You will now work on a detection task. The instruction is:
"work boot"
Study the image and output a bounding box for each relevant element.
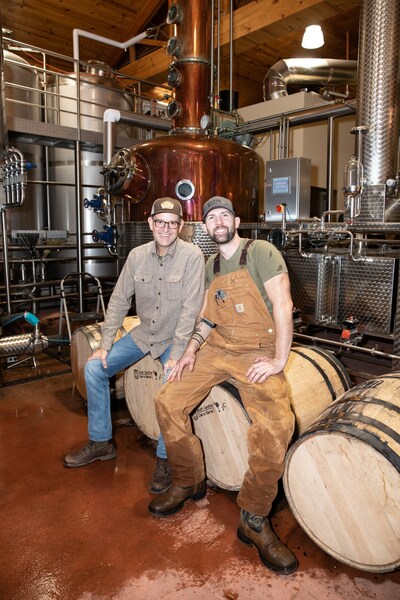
[149,457,172,494]
[148,480,206,517]
[64,440,117,468]
[237,509,298,574]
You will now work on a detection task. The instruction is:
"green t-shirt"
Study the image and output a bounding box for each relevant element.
[205,238,287,314]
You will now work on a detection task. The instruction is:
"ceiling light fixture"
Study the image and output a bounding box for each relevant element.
[301,25,325,49]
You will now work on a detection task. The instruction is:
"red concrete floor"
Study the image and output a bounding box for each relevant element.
[0,371,399,600]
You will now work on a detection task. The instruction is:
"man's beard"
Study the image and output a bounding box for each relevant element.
[209,226,235,244]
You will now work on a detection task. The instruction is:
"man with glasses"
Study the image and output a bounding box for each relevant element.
[64,197,205,496]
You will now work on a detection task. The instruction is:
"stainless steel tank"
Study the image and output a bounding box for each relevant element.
[46,62,135,277]
[1,51,44,231]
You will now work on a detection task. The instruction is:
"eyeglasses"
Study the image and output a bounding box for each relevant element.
[152,218,180,229]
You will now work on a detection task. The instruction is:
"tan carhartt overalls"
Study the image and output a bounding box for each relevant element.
[156,241,295,515]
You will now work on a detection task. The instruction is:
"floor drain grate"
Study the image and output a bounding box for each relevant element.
[1,368,72,387]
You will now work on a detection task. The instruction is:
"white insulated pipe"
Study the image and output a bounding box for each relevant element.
[73,29,150,65]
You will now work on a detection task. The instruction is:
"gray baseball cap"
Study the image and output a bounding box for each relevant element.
[202,196,235,220]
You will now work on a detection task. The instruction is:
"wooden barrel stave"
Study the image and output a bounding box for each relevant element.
[124,355,164,440]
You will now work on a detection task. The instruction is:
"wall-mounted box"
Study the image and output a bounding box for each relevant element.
[265,157,311,222]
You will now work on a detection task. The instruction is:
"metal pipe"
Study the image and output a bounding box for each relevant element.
[210,0,215,109]
[102,108,170,168]
[293,331,400,362]
[72,28,150,68]
[1,208,12,313]
[0,254,115,263]
[217,0,221,106]
[321,209,346,230]
[326,116,334,214]
[74,141,84,312]
[285,117,289,158]
[229,0,233,112]
[103,108,171,130]
[239,100,356,135]
[0,28,8,158]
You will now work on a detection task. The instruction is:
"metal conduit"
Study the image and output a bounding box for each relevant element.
[294,332,400,362]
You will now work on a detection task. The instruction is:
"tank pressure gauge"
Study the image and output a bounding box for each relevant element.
[200,114,212,130]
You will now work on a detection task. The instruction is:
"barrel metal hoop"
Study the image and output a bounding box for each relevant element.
[303,422,400,472]
[375,374,400,380]
[314,398,400,427]
[351,373,400,393]
[290,348,337,401]
[303,345,352,390]
[336,397,400,414]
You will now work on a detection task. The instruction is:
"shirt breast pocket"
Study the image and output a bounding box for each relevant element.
[165,273,183,300]
[133,272,154,298]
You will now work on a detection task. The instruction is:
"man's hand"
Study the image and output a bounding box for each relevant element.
[166,351,197,382]
[88,348,109,369]
[246,356,285,383]
[163,357,177,376]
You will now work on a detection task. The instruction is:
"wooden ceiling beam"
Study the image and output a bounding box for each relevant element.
[108,0,165,66]
[119,0,351,81]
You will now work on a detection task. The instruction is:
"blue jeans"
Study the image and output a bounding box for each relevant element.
[84,333,171,459]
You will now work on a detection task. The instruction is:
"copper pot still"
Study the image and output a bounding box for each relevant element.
[104,0,260,223]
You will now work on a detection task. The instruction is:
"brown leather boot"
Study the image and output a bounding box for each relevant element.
[148,480,206,517]
[237,510,298,574]
[64,440,117,467]
[148,457,172,494]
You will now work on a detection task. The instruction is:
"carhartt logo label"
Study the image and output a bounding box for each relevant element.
[160,200,174,210]
[235,303,244,313]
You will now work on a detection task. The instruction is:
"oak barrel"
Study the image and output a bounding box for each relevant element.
[283,372,400,573]
[124,367,250,489]
[192,382,251,490]
[124,345,351,490]
[70,316,140,399]
[284,345,351,435]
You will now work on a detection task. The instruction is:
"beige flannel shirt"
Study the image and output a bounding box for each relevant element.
[100,238,205,360]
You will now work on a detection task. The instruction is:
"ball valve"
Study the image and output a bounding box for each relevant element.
[92,224,117,251]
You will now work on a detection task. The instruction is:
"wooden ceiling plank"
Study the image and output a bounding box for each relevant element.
[120,0,356,81]
[107,0,166,66]
[3,0,360,107]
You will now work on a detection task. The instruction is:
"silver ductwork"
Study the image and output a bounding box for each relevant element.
[263,58,358,101]
[357,0,400,187]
